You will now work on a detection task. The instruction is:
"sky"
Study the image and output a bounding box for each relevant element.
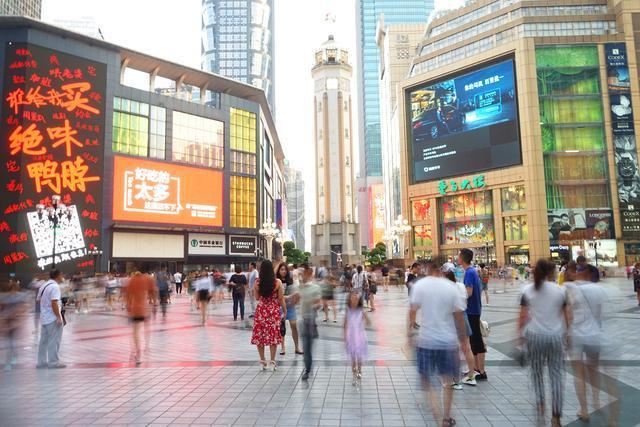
[42,0,461,250]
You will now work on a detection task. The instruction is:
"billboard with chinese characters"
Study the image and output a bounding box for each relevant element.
[0,43,106,274]
[408,59,521,183]
[113,156,223,227]
[188,233,226,256]
[605,43,640,239]
[368,184,386,247]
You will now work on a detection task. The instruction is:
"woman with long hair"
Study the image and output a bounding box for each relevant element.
[251,260,287,370]
[276,262,302,356]
[518,259,571,427]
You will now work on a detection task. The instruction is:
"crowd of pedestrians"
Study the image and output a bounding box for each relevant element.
[0,249,628,426]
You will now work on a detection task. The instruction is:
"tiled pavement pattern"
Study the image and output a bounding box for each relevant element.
[1,277,639,426]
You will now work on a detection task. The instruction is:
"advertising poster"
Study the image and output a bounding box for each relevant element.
[0,44,106,275]
[547,209,613,243]
[606,42,640,238]
[113,156,224,227]
[409,59,521,182]
[368,184,386,246]
[188,233,226,256]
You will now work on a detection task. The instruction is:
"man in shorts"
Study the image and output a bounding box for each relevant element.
[125,271,157,364]
[408,257,468,426]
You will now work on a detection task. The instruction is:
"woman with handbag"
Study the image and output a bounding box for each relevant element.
[251,260,286,371]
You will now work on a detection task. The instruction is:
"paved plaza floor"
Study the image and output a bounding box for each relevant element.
[1,277,639,426]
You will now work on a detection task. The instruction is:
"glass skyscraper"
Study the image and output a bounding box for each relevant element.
[355,0,434,177]
[1,0,41,19]
[201,0,274,111]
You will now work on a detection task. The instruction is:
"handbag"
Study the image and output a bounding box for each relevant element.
[280,318,286,336]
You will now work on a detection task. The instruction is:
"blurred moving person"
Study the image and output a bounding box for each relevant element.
[229,265,248,322]
[124,271,157,365]
[247,262,258,318]
[194,272,213,325]
[155,267,171,319]
[633,262,640,306]
[517,260,571,427]
[300,264,321,380]
[565,263,615,423]
[36,269,66,369]
[408,257,469,427]
[251,260,286,371]
[173,271,183,295]
[344,291,369,385]
[321,270,337,322]
[0,278,28,371]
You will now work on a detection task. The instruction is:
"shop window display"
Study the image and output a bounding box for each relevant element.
[501,186,526,211]
[504,215,528,241]
[412,199,432,222]
[440,191,494,244]
[413,225,432,248]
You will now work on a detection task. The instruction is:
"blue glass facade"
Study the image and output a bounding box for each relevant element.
[356,0,434,177]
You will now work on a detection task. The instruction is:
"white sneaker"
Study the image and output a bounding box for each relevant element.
[462,375,477,386]
[452,382,463,390]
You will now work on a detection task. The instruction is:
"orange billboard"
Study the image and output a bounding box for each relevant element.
[369,183,386,247]
[113,156,223,227]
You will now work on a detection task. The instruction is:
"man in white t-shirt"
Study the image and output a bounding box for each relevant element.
[36,269,66,369]
[173,271,183,295]
[408,258,468,426]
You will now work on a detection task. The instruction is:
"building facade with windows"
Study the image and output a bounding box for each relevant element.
[0,0,41,19]
[201,0,274,112]
[0,17,286,280]
[355,0,434,249]
[284,161,305,251]
[398,0,640,267]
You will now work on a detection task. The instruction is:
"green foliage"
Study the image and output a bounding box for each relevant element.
[283,241,309,264]
[362,242,387,267]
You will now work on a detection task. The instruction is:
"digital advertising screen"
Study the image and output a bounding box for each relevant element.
[408,59,521,183]
[113,156,224,227]
[0,43,106,275]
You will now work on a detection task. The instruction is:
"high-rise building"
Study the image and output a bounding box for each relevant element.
[311,35,360,267]
[284,161,305,250]
[355,0,434,249]
[201,0,275,111]
[0,0,41,19]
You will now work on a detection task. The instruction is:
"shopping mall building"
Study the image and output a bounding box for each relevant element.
[396,0,640,267]
[0,17,287,281]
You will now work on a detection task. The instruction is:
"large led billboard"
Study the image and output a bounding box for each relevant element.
[408,59,521,183]
[0,43,106,275]
[113,156,223,227]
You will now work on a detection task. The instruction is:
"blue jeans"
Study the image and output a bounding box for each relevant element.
[233,293,245,320]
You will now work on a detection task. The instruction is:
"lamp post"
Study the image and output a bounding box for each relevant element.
[382,232,396,260]
[87,248,103,276]
[391,214,411,260]
[275,233,286,262]
[36,195,72,269]
[259,219,279,261]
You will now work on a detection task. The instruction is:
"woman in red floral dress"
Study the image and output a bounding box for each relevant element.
[251,260,286,370]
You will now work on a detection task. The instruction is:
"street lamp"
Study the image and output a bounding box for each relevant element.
[87,248,103,276]
[259,219,279,261]
[382,232,396,259]
[36,195,72,269]
[275,233,286,261]
[391,214,411,260]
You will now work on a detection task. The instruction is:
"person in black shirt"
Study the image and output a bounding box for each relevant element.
[406,263,420,295]
[229,266,248,321]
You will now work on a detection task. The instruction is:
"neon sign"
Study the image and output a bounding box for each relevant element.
[0,44,106,275]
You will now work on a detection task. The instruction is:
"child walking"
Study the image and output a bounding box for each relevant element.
[344,291,369,385]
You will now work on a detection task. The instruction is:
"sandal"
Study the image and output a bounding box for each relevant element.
[551,416,562,427]
[269,360,277,371]
[259,360,267,371]
[295,350,304,355]
[442,418,456,426]
[576,412,589,422]
[279,351,286,355]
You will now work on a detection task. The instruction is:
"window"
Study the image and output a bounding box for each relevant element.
[501,186,526,211]
[504,216,528,241]
[230,176,257,228]
[231,151,257,175]
[230,108,257,152]
[113,98,154,157]
[264,133,272,169]
[172,111,224,169]
[440,191,494,244]
[412,199,432,222]
[413,225,433,248]
[149,106,166,159]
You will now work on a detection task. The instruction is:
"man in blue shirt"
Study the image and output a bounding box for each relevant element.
[459,248,487,380]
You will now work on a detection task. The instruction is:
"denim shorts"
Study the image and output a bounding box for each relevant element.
[416,347,459,381]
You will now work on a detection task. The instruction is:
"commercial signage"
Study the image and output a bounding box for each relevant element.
[409,59,521,183]
[547,209,613,243]
[228,235,256,255]
[188,233,225,255]
[368,184,385,246]
[113,156,223,227]
[0,44,106,274]
[438,174,485,195]
[606,43,640,238]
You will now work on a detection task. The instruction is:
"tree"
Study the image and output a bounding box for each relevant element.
[362,242,387,267]
[282,241,309,265]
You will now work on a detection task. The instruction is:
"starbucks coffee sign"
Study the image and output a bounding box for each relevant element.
[188,233,226,255]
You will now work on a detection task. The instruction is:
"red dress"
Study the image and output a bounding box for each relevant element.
[251,280,282,346]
